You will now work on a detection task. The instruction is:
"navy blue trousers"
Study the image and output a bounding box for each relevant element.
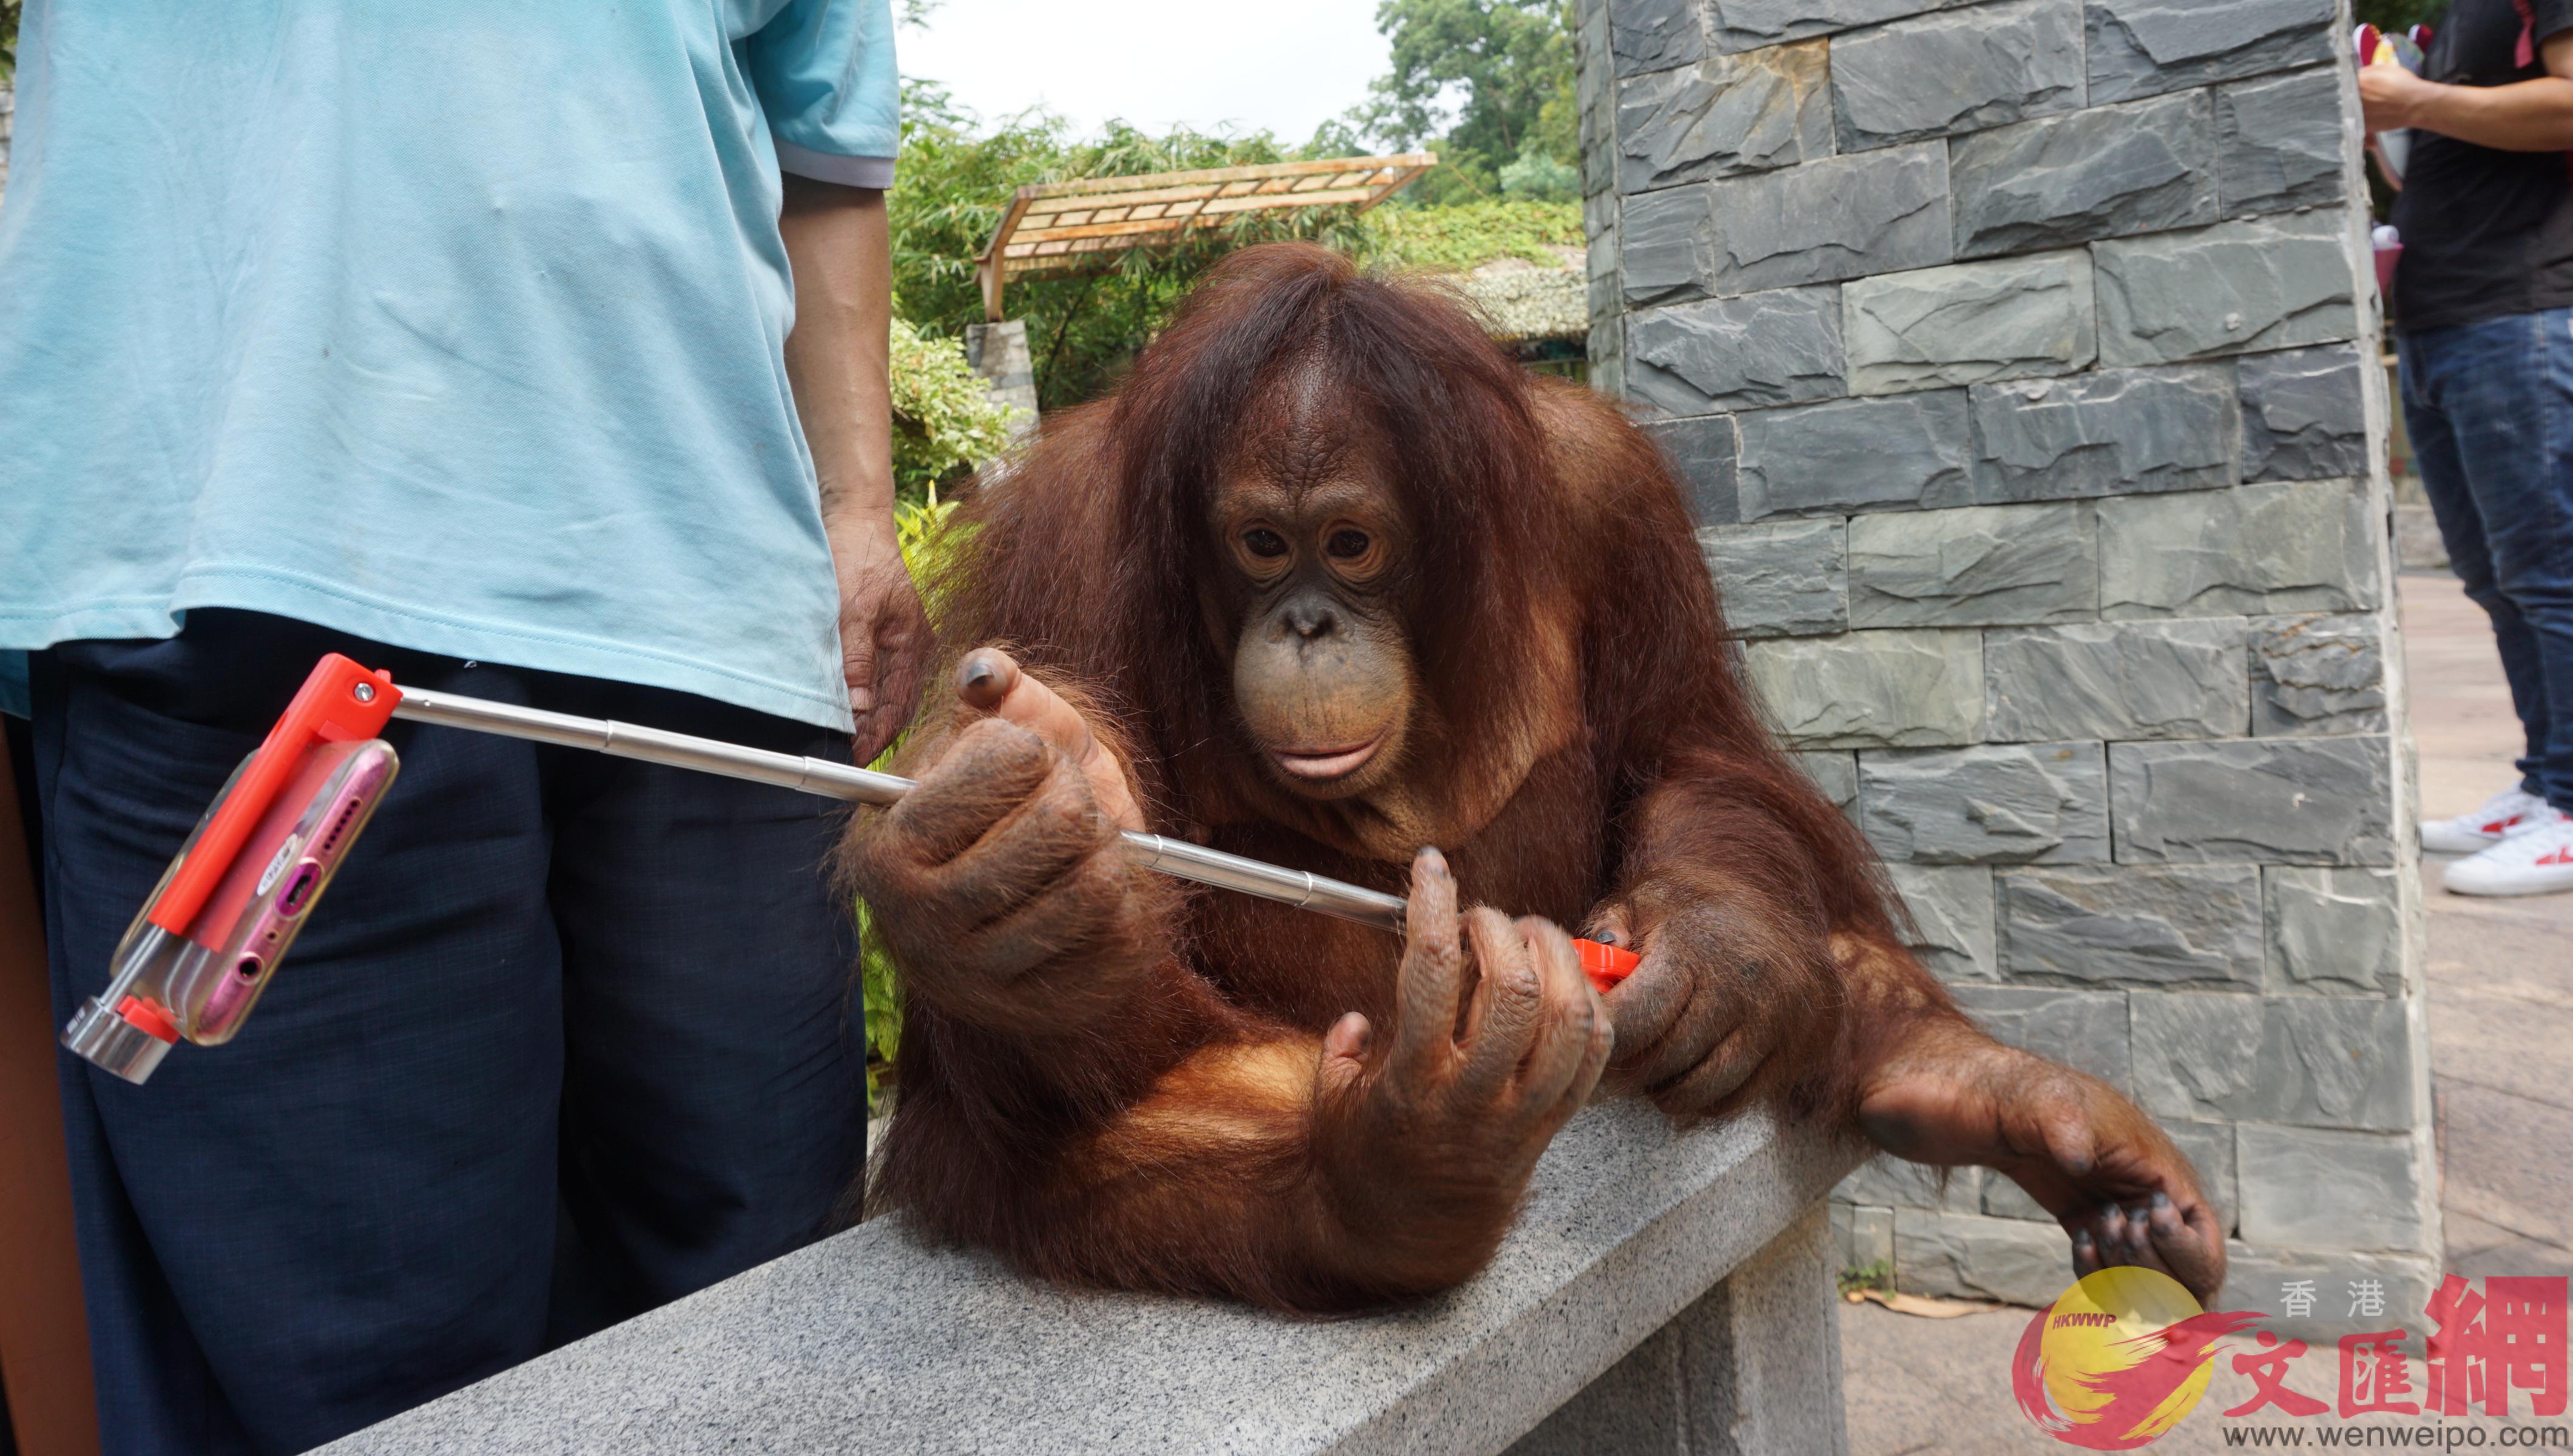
[2402,305,2573,811]
[27,612,865,1454]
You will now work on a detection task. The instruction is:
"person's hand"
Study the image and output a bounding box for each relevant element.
[2360,62,2441,131]
[826,510,932,763]
[1857,1019,2227,1304]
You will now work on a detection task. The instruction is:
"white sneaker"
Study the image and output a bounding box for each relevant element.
[2443,809,2573,897]
[2422,787,2554,854]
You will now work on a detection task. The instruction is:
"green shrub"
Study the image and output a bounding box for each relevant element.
[890,318,1019,505]
[1839,1260,1894,1297]
[1361,197,1583,273]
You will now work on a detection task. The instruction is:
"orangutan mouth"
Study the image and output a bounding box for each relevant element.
[1272,736,1384,781]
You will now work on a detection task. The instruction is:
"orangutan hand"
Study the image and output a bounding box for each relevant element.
[1589,901,1808,1119]
[844,650,1156,1034]
[1312,850,1612,1269]
[1856,1018,2228,1304]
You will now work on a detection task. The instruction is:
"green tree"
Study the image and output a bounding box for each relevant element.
[1341,0,1579,205]
[888,318,1021,503]
[2,0,19,81]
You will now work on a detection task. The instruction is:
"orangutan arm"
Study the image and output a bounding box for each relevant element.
[1587,764,2227,1300]
[1582,751,1902,1120]
[851,656,1610,1311]
[1853,969,2230,1303]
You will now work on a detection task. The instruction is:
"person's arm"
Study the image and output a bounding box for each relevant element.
[2362,30,2573,152]
[779,175,930,761]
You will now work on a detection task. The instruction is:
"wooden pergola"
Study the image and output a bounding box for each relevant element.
[975,153,1437,320]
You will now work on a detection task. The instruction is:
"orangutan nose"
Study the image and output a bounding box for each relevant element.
[1284,598,1338,641]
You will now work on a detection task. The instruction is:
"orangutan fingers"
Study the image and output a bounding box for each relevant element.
[2154,1197,2229,1304]
[1457,908,1546,1097]
[1532,986,1615,1129]
[951,844,1140,986]
[960,647,1098,769]
[877,718,1059,867]
[1600,951,1691,1066]
[2103,1228,2177,1284]
[911,755,1111,931]
[2092,1202,2129,1262]
[1314,1013,1375,1107]
[2081,1202,2171,1282]
[2145,1191,2187,1250]
[958,649,1146,833]
[1507,917,1597,1110]
[1651,1021,1770,1117]
[2071,1227,2103,1279]
[1561,999,1617,1120]
[2034,1104,2098,1180]
[1615,972,1729,1097]
[1391,849,1466,1077]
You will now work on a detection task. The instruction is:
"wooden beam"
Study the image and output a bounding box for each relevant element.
[1007,187,1385,250]
[1004,153,1435,203]
[976,152,1439,295]
[974,190,1035,322]
[1352,164,1436,216]
[978,251,1004,323]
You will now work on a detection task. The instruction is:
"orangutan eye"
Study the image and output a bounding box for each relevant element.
[1325,529,1371,560]
[1243,528,1289,559]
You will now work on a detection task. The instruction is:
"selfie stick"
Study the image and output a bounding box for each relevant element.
[393,686,1419,932]
[388,686,1642,987]
[66,657,1640,1086]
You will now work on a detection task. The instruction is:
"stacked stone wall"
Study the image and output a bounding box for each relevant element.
[1575,0,2436,1332]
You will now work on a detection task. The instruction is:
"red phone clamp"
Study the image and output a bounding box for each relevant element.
[1578,938,1642,993]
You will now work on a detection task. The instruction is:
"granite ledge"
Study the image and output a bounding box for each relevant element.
[321,1102,1862,1456]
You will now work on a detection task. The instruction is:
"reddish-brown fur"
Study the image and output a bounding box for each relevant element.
[850,244,2214,1313]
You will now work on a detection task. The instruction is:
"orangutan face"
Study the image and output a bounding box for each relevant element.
[1209,426,1419,801]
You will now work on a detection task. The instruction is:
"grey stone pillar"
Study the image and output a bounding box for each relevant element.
[1576,0,2439,1338]
[1507,1203,1848,1456]
[964,318,1040,442]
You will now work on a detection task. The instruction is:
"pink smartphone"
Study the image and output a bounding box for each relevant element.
[189,737,399,1039]
[63,736,399,1082]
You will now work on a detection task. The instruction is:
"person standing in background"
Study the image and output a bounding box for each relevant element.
[2368,0,2573,895]
[0,3,924,1451]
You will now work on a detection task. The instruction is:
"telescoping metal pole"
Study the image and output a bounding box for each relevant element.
[388,687,1412,935]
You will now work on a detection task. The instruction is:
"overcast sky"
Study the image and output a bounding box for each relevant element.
[899,0,1393,144]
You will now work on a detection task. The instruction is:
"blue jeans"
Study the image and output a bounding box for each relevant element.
[27,612,865,1454]
[2401,306,2573,812]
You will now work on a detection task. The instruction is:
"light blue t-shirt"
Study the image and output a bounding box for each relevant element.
[0,1,899,730]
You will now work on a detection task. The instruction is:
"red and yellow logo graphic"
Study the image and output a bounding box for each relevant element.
[2012,1267,2264,1449]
